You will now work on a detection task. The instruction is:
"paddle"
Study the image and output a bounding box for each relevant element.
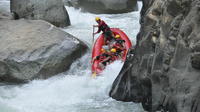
[91,25,97,78]
[92,25,95,46]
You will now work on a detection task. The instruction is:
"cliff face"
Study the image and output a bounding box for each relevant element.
[110,0,200,112]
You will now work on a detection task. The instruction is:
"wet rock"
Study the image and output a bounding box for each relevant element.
[110,0,200,111]
[64,0,138,14]
[191,53,200,69]
[0,11,13,20]
[10,0,70,27]
[0,19,88,83]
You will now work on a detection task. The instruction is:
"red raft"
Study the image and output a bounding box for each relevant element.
[91,28,132,75]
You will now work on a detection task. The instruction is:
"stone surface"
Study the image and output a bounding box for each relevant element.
[64,0,138,14]
[0,11,12,20]
[10,0,70,27]
[110,0,200,112]
[0,19,88,83]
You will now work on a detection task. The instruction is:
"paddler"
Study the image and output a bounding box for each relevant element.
[92,48,116,69]
[93,17,115,45]
[110,35,126,58]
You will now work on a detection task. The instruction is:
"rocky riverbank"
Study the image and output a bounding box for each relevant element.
[110,0,200,112]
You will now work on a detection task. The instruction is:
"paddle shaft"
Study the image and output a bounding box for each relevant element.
[92,26,95,46]
[92,26,97,78]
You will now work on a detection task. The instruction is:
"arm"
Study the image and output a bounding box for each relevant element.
[92,55,100,63]
[93,27,101,35]
[94,21,103,34]
[95,27,101,34]
[93,25,98,27]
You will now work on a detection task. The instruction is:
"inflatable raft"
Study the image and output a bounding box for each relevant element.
[91,28,132,75]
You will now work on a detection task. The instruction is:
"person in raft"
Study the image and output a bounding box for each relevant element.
[110,35,126,58]
[93,17,115,45]
[92,48,117,69]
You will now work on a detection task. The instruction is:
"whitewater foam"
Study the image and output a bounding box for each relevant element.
[0,54,143,112]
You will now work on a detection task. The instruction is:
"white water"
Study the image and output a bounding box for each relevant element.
[63,3,141,46]
[0,1,144,112]
[0,0,9,12]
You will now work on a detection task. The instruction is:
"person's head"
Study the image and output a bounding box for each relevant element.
[115,35,120,39]
[110,48,117,53]
[95,17,101,23]
[102,45,109,52]
[101,48,106,53]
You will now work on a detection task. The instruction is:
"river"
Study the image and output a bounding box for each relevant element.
[0,1,144,112]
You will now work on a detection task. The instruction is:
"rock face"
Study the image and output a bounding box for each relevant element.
[10,0,70,27]
[64,0,138,14]
[0,11,12,20]
[110,0,200,112]
[0,19,87,83]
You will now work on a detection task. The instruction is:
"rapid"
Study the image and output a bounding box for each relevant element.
[0,1,144,112]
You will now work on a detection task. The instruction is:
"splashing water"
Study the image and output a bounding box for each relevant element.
[0,1,144,112]
[0,0,10,12]
[63,2,142,46]
[0,54,143,112]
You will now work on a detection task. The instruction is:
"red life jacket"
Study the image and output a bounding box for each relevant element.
[98,20,110,33]
[98,53,111,61]
[112,43,125,51]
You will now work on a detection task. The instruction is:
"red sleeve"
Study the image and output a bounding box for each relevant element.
[96,21,103,33]
[101,21,106,26]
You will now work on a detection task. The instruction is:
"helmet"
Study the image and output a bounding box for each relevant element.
[95,17,100,21]
[102,45,109,51]
[115,35,120,38]
[101,48,105,52]
[110,48,117,53]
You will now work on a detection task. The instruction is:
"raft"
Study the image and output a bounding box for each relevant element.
[91,28,132,75]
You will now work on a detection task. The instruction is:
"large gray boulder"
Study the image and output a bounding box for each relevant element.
[0,19,88,83]
[64,0,138,14]
[0,11,12,20]
[110,0,200,112]
[10,0,70,27]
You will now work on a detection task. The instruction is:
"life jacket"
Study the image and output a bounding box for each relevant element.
[96,53,111,62]
[106,52,117,61]
[113,43,122,49]
[98,20,110,33]
[112,40,125,51]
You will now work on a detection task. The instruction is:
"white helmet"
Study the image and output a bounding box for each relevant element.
[102,45,109,51]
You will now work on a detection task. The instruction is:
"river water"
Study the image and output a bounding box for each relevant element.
[0,1,144,112]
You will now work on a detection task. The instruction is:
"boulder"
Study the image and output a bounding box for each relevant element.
[0,11,12,20]
[64,0,138,14]
[0,19,88,83]
[110,0,200,112]
[10,0,70,27]
[191,53,200,69]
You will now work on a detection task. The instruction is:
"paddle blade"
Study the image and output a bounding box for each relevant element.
[91,72,96,78]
